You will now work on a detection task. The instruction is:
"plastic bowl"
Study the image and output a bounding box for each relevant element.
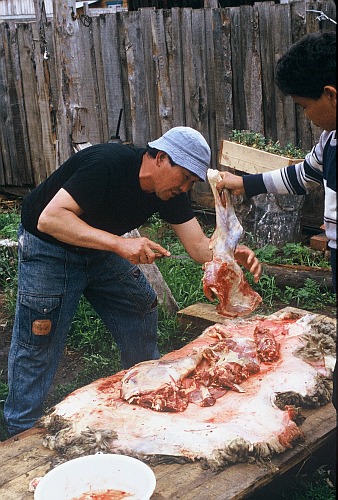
[34,453,156,500]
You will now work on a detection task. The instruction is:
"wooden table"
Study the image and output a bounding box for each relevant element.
[1,306,336,499]
[0,403,335,500]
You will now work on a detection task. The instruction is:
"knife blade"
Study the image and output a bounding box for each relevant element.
[165,254,191,259]
[155,254,191,260]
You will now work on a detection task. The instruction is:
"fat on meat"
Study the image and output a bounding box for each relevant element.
[38,309,335,470]
[120,334,260,411]
[203,169,262,317]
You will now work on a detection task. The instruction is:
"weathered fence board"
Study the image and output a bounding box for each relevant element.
[256,2,278,142]
[0,1,336,192]
[99,14,126,141]
[166,8,185,127]
[18,24,45,185]
[271,3,296,148]
[149,8,172,134]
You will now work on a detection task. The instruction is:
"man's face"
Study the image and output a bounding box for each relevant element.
[292,87,336,132]
[154,154,200,201]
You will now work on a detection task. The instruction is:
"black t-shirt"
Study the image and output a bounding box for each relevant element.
[21,143,195,249]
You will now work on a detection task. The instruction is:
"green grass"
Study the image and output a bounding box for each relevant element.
[0,212,20,240]
[254,242,331,268]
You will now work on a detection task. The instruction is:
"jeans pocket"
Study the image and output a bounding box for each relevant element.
[17,294,62,348]
[127,266,157,312]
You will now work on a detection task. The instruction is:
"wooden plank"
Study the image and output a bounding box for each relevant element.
[219,140,301,174]
[256,2,278,142]
[211,8,233,154]
[262,263,333,291]
[0,405,335,500]
[7,23,32,185]
[53,0,84,164]
[191,9,209,136]
[272,3,296,148]
[150,8,173,134]
[229,5,264,133]
[31,3,57,177]
[153,462,217,499]
[123,10,151,145]
[100,13,126,142]
[177,302,225,332]
[118,11,133,143]
[0,23,11,185]
[68,18,95,145]
[189,8,214,206]
[0,22,25,185]
[181,8,195,128]
[139,8,161,139]
[229,6,242,131]
[18,24,49,185]
[161,406,336,500]
[203,8,217,160]
[291,0,318,150]
[166,8,185,126]
[87,17,109,143]
[244,4,264,133]
[320,0,337,32]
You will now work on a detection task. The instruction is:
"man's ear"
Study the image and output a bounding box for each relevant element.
[156,151,168,165]
[323,85,336,101]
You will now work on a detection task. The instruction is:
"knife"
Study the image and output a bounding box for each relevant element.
[165,254,191,259]
[155,254,191,260]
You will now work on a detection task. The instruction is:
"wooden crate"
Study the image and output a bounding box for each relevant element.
[219,140,298,175]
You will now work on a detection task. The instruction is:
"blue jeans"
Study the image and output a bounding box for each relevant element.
[5,225,159,436]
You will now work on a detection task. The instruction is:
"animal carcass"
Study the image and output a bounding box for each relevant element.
[38,309,335,470]
[203,169,262,317]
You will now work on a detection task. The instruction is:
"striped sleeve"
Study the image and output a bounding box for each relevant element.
[261,132,332,195]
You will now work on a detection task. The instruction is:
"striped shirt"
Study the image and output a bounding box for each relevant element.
[243,130,337,250]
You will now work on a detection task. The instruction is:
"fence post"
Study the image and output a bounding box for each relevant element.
[52,0,89,165]
[32,0,57,179]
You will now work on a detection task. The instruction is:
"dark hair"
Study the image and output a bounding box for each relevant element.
[275,31,336,99]
[146,146,175,165]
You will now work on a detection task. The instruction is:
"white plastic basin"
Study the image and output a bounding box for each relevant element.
[34,453,156,500]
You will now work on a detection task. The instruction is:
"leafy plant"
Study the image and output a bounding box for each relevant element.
[247,273,282,309]
[230,130,307,159]
[0,212,20,240]
[254,242,330,268]
[282,279,336,310]
[67,297,115,355]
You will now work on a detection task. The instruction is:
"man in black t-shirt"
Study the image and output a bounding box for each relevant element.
[5,126,261,436]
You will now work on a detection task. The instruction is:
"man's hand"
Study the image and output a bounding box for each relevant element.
[118,237,170,265]
[216,172,245,196]
[234,244,261,283]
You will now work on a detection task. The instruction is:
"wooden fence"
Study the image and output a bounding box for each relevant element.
[0,0,336,196]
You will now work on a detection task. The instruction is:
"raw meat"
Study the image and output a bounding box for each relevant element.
[120,334,261,411]
[38,309,335,470]
[254,326,280,363]
[203,169,262,317]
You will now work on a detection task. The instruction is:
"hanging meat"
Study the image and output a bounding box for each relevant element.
[203,169,262,317]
